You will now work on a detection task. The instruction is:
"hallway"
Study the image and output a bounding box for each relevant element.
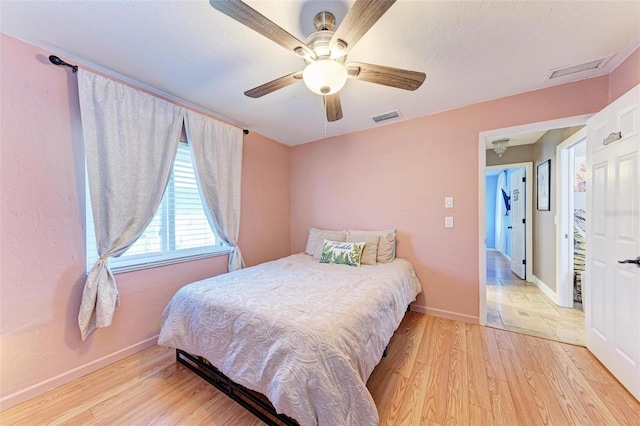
[486,250,585,346]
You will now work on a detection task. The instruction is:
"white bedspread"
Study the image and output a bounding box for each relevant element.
[158,254,421,425]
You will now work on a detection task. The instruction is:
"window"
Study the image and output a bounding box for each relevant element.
[86,141,229,273]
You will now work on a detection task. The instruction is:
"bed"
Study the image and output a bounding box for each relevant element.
[158,251,421,425]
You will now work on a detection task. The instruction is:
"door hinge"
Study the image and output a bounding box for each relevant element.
[522,177,526,182]
[522,218,526,224]
[522,259,526,265]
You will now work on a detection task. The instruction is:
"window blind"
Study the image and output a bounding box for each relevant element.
[86,142,227,273]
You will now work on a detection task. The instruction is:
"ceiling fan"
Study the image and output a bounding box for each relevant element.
[209,0,426,122]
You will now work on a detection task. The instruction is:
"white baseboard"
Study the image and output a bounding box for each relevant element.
[531,275,559,304]
[0,335,159,411]
[411,304,479,324]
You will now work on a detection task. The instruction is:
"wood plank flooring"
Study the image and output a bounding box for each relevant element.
[2,312,639,425]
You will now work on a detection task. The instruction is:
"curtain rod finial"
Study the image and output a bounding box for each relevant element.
[243,129,249,135]
[49,55,78,73]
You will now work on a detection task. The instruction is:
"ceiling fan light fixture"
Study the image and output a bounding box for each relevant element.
[303,59,348,95]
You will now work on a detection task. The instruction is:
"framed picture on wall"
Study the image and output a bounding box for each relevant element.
[537,159,551,211]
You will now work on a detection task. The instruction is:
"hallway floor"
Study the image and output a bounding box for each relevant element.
[486,250,585,346]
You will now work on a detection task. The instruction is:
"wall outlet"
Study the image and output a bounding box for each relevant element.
[445,197,454,208]
[445,216,454,228]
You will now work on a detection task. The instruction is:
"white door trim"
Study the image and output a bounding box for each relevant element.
[509,167,527,279]
[555,128,587,308]
[478,114,592,325]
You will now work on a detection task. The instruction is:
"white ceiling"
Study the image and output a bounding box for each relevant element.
[1,1,638,146]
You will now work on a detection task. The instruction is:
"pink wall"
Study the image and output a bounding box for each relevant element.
[239,132,291,267]
[0,34,290,408]
[290,77,609,322]
[609,47,640,103]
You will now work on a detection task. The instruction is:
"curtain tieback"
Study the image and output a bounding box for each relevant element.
[99,255,108,261]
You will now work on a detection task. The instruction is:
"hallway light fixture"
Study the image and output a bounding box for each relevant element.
[492,138,509,157]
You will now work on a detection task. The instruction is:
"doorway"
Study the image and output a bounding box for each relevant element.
[485,163,585,344]
[485,164,531,278]
[478,116,591,345]
[485,160,585,345]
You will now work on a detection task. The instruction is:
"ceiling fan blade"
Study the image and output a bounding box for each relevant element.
[323,94,343,122]
[330,0,396,55]
[346,62,426,91]
[244,71,303,98]
[210,0,314,59]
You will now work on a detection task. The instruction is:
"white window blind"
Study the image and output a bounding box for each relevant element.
[86,141,229,273]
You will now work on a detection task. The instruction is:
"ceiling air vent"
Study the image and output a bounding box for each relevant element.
[548,55,612,79]
[371,110,401,123]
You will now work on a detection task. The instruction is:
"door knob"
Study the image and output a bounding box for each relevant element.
[507,226,512,229]
[618,256,640,268]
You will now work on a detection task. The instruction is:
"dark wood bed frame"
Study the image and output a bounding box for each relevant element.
[176,306,408,424]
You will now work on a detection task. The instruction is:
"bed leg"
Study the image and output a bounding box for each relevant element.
[407,305,410,312]
[383,346,388,358]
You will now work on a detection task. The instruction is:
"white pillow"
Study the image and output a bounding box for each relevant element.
[304,227,347,260]
[347,229,396,263]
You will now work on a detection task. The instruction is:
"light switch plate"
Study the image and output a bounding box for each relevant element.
[445,217,454,228]
[445,197,454,208]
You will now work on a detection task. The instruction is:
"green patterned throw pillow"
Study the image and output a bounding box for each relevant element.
[319,239,365,267]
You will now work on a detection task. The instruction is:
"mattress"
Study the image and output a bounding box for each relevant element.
[158,253,422,425]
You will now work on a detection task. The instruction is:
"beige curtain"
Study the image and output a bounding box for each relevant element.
[185,110,244,271]
[77,69,185,340]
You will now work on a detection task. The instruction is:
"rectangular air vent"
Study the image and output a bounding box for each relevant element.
[548,55,612,79]
[371,110,401,123]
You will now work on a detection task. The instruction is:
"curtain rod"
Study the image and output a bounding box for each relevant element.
[49,55,78,73]
[48,55,250,135]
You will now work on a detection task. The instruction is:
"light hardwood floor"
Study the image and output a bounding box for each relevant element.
[2,312,639,425]
[487,250,585,345]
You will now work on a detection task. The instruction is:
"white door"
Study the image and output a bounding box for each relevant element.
[585,84,640,401]
[510,168,526,279]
